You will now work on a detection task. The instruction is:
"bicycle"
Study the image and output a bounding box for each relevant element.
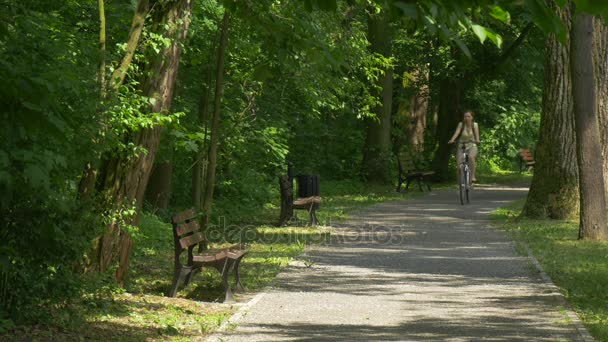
[457,141,477,205]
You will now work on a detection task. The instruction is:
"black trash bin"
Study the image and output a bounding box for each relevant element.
[296,175,320,198]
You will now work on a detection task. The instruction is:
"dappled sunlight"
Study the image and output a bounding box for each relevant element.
[213,187,587,341]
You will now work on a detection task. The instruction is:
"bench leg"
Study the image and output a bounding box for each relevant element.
[221,259,236,303]
[426,180,432,192]
[169,266,190,297]
[308,205,318,226]
[233,256,246,292]
[417,177,424,192]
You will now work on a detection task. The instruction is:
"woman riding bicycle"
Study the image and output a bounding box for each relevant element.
[448,110,480,182]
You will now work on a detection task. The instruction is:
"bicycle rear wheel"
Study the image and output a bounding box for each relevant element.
[459,165,466,205]
[465,170,471,204]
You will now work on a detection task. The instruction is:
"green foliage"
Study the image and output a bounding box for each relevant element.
[481,104,541,170]
[0,0,588,334]
[0,0,105,322]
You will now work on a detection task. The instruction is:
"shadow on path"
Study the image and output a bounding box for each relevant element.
[210,186,586,341]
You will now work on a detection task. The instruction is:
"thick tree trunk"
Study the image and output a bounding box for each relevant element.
[571,12,608,240]
[432,77,464,181]
[278,175,294,226]
[144,161,172,209]
[393,67,429,156]
[362,12,393,183]
[522,5,579,219]
[403,69,429,150]
[594,19,608,203]
[200,11,230,229]
[95,0,194,283]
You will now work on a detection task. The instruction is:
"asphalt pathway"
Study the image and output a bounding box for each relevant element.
[209,186,591,341]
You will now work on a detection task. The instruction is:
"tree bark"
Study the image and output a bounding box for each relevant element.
[594,18,608,203]
[571,12,608,240]
[109,0,150,91]
[362,12,393,184]
[403,69,429,150]
[98,0,107,97]
[144,161,172,209]
[95,0,194,283]
[78,0,150,200]
[278,175,294,225]
[522,4,579,219]
[192,65,214,210]
[200,11,230,229]
[431,77,464,181]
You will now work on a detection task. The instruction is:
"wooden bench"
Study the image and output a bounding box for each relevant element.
[169,208,248,303]
[518,149,536,172]
[396,151,435,192]
[279,163,321,226]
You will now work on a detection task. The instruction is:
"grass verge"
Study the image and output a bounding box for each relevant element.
[492,200,608,340]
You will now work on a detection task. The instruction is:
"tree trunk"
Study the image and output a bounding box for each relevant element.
[95,0,194,283]
[571,12,608,240]
[522,4,579,219]
[594,18,608,203]
[192,65,214,210]
[431,77,464,181]
[362,12,393,184]
[109,0,150,91]
[278,175,294,225]
[393,66,429,158]
[98,0,106,97]
[78,0,150,200]
[200,11,230,229]
[144,161,172,210]
[404,69,429,150]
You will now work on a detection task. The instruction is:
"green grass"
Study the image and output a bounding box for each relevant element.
[477,170,533,185]
[493,200,608,340]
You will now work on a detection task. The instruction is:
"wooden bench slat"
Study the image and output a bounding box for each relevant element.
[179,232,205,249]
[173,208,197,224]
[293,196,321,206]
[175,220,200,236]
[170,210,249,302]
[226,250,246,259]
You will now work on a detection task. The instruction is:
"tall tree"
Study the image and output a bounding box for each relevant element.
[432,75,465,180]
[78,0,151,199]
[594,18,608,201]
[571,10,608,240]
[200,10,231,230]
[361,10,394,183]
[522,4,579,219]
[94,0,195,283]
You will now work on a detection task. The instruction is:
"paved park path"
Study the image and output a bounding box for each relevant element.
[209,186,592,341]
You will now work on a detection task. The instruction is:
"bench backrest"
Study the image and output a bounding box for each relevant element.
[519,149,534,161]
[172,208,205,251]
[396,149,429,173]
